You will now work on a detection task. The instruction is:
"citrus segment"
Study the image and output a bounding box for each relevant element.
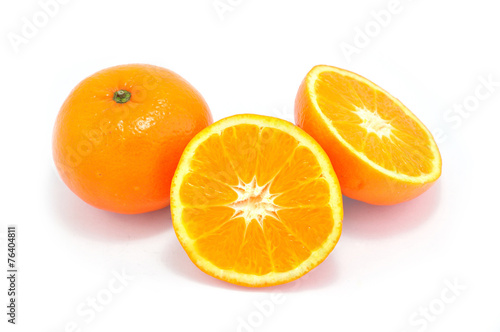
[255,127,299,186]
[262,216,312,273]
[194,218,246,270]
[278,207,335,251]
[178,173,238,206]
[171,114,343,287]
[273,178,331,207]
[233,221,273,275]
[189,134,239,186]
[270,146,322,194]
[220,124,260,184]
[182,206,236,239]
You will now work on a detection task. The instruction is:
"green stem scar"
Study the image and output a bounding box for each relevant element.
[113,90,131,103]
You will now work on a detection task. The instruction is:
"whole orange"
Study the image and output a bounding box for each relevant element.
[53,64,213,214]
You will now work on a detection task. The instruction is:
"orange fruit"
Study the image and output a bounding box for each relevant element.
[295,65,441,205]
[171,114,343,287]
[53,64,213,214]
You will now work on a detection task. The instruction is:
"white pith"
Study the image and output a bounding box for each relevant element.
[229,177,280,229]
[353,106,394,138]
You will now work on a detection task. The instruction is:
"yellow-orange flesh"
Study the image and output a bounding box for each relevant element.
[171,115,343,287]
[314,70,435,177]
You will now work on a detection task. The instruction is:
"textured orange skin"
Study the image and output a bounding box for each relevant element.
[53,64,213,214]
[295,70,440,205]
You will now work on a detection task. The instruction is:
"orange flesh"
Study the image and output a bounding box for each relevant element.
[314,71,435,177]
[177,124,335,276]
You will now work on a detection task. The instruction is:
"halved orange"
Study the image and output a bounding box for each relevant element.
[171,114,343,287]
[295,65,442,205]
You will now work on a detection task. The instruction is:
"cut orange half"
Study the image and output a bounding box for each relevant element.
[171,114,343,287]
[295,65,442,205]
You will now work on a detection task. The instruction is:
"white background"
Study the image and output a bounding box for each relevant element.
[1,0,500,331]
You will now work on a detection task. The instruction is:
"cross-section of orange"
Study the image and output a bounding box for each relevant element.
[171,114,343,287]
[295,65,442,205]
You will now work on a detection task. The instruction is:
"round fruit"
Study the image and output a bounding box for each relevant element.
[295,65,441,205]
[171,114,343,287]
[53,64,213,214]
